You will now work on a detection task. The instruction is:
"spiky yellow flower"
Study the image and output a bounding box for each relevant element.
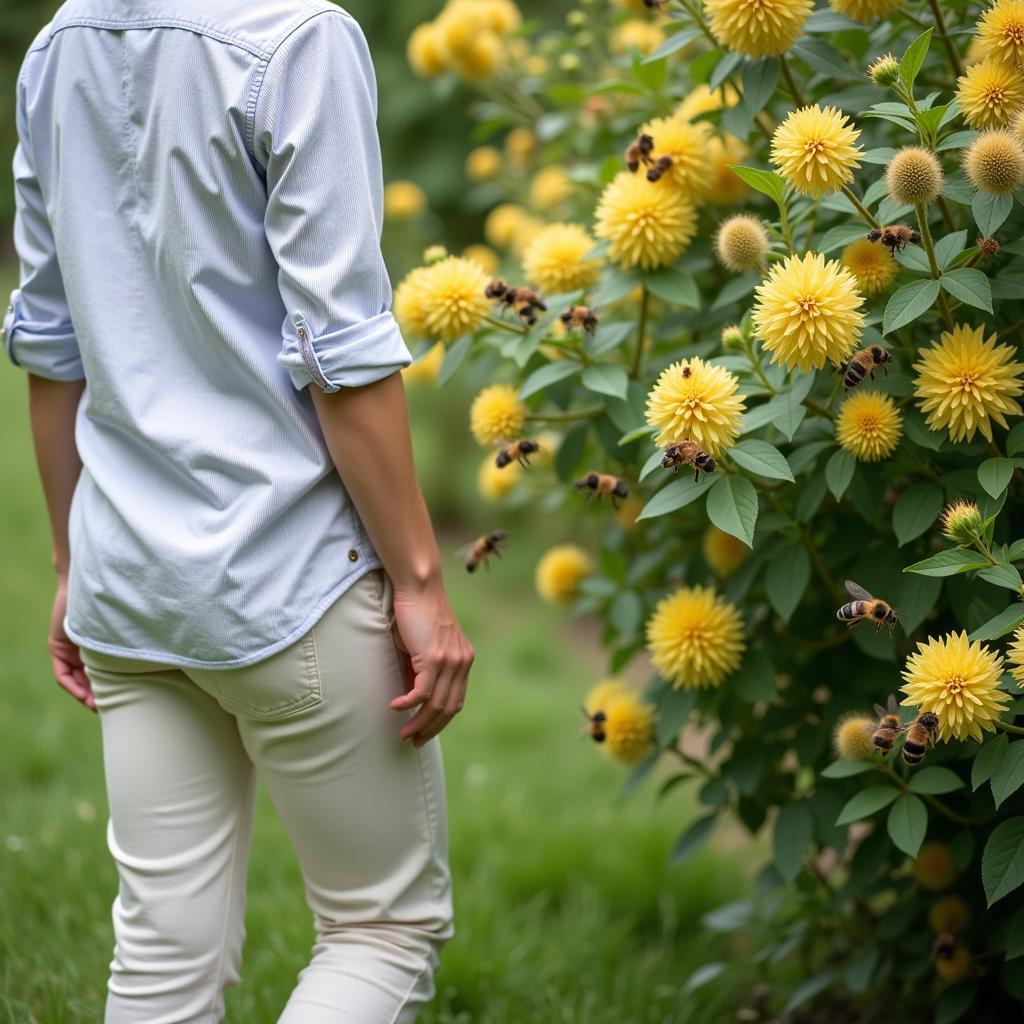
[478,453,521,500]
[384,181,427,220]
[638,115,713,198]
[466,146,502,182]
[469,383,525,446]
[752,252,865,373]
[610,19,666,55]
[833,714,877,761]
[415,256,491,342]
[836,391,903,462]
[645,356,746,458]
[485,203,530,249]
[1007,624,1024,686]
[529,166,575,212]
[705,0,813,57]
[963,129,1024,194]
[602,692,657,765]
[673,83,742,123]
[535,544,593,605]
[830,0,902,23]
[771,105,862,198]
[714,214,771,272]
[401,340,445,386]
[407,22,448,77]
[957,58,1024,129]
[521,223,604,294]
[393,265,435,338]
[929,896,971,934]
[886,147,944,205]
[593,171,697,270]
[584,678,631,715]
[841,238,899,295]
[915,842,957,891]
[940,500,983,545]
[977,0,1024,69]
[900,631,1011,742]
[646,585,746,690]
[462,243,500,275]
[912,323,1024,442]
[703,525,749,578]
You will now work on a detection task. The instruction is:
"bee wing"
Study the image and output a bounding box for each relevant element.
[844,579,874,601]
[873,703,888,719]
[887,694,900,714]
[453,540,478,558]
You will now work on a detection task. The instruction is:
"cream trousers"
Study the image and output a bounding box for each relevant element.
[80,566,454,1024]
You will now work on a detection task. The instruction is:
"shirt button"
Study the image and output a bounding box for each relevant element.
[348,549,359,562]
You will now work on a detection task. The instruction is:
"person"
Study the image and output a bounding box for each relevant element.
[4,0,474,1020]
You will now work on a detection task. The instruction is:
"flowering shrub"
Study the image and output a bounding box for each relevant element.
[400,0,1024,1016]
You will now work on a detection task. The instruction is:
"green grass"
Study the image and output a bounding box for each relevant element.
[0,355,750,1023]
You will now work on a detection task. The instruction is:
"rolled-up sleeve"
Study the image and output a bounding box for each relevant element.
[253,10,412,394]
[4,73,84,381]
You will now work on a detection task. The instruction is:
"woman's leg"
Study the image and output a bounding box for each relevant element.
[192,569,454,1024]
[82,648,256,1024]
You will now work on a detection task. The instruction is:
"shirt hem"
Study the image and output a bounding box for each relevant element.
[64,558,383,670]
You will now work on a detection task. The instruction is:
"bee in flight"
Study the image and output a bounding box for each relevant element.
[836,580,898,637]
[485,279,548,327]
[644,154,673,184]
[560,305,599,333]
[871,695,905,755]
[840,345,894,389]
[494,438,541,469]
[642,0,669,8]
[456,529,508,573]
[661,440,716,483]
[866,224,921,258]
[625,132,655,173]
[573,471,629,508]
[580,706,607,743]
[902,711,940,765]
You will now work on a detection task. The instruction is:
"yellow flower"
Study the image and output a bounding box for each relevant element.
[469,383,525,446]
[504,127,537,170]
[705,0,813,57]
[435,3,511,80]
[521,223,604,294]
[714,213,771,272]
[602,692,657,765]
[610,19,666,55]
[393,265,435,338]
[594,171,697,270]
[956,58,1024,129]
[935,946,971,981]
[485,203,530,249]
[383,181,427,220]
[1007,624,1024,686]
[940,500,983,545]
[535,544,592,605]
[584,678,631,715]
[836,391,903,462]
[1015,109,1024,144]
[529,166,575,211]
[900,631,1011,742]
[466,146,502,182]
[416,256,491,342]
[771,105,862,198]
[841,238,899,295]
[646,585,746,689]
[462,243,500,276]
[833,714,876,761]
[645,356,746,458]
[929,896,971,934]
[707,134,751,206]
[637,115,713,198]
[703,525,749,578]
[752,252,865,373]
[912,323,1024,442]
[407,22,448,77]
[829,0,902,22]
[478,453,521,500]
[915,842,957,890]
[963,129,1024,194]
[401,340,445,386]
[977,0,1024,69]
[887,146,944,205]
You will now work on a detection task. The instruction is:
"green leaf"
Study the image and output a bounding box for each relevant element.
[991,741,1024,808]
[581,363,629,400]
[836,785,900,825]
[900,28,932,89]
[682,961,727,993]
[903,549,990,577]
[978,562,1024,590]
[969,604,1024,641]
[774,800,813,883]
[1007,421,1024,456]
[657,688,698,747]
[437,334,472,385]
[728,439,794,482]
[982,817,1024,905]
[728,164,786,208]
[821,758,876,778]
[517,360,581,400]
[978,457,1018,498]
[1007,908,1024,960]
[887,793,928,857]
[642,266,700,308]
[940,268,993,312]
[972,733,1009,791]
[670,814,717,865]
[893,483,944,546]
[740,58,780,118]
[825,448,855,499]
[908,766,965,794]
[636,474,715,520]
[765,544,811,623]
[973,191,1014,236]
[883,279,942,335]
[706,475,758,547]
[934,230,968,270]
[935,983,978,1024]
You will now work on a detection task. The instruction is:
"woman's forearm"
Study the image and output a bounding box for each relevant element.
[27,373,85,577]
[310,371,443,593]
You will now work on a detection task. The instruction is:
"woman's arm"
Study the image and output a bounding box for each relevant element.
[310,371,474,747]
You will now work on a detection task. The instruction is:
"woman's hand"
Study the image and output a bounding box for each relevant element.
[389,581,474,747]
[49,576,95,712]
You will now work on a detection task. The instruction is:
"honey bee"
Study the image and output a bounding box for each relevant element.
[494,438,541,469]
[625,132,655,173]
[580,706,607,743]
[932,933,958,962]
[871,695,905,755]
[645,154,673,183]
[840,345,894,389]
[902,711,940,766]
[660,440,716,482]
[560,305,599,333]
[867,224,922,258]
[642,0,669,8]
[456,529,508,573]
[573,471,629,508]
[485,276,510,300]
[486,280,548,326]
[836,580,899,637]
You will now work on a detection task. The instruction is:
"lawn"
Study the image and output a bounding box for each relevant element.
[0,343,751,1022]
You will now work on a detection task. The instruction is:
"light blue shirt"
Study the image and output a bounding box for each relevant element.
[5,0,413,668]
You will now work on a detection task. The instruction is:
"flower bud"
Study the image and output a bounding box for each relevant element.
[963,130,1024,196]
[867,53,901,87]
[833,715,876,761]
[714,213,770,272]
[886,146,944,205]
[721,324,745,350]
[558,52,581,73]
[566,9,586,28]
[423,244,449,265]
[978,236,1000,257]
[940,499,983,545]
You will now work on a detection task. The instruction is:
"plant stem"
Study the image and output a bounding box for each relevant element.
[996,720,1024,736]
[523,404,605,423]
[925,0,964,78]
[630,285,650,379]
[779,54,806,107]
[842,186,880,230]
[484,315,528,335]
[875,762,993,826]
[914,202,955,330]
